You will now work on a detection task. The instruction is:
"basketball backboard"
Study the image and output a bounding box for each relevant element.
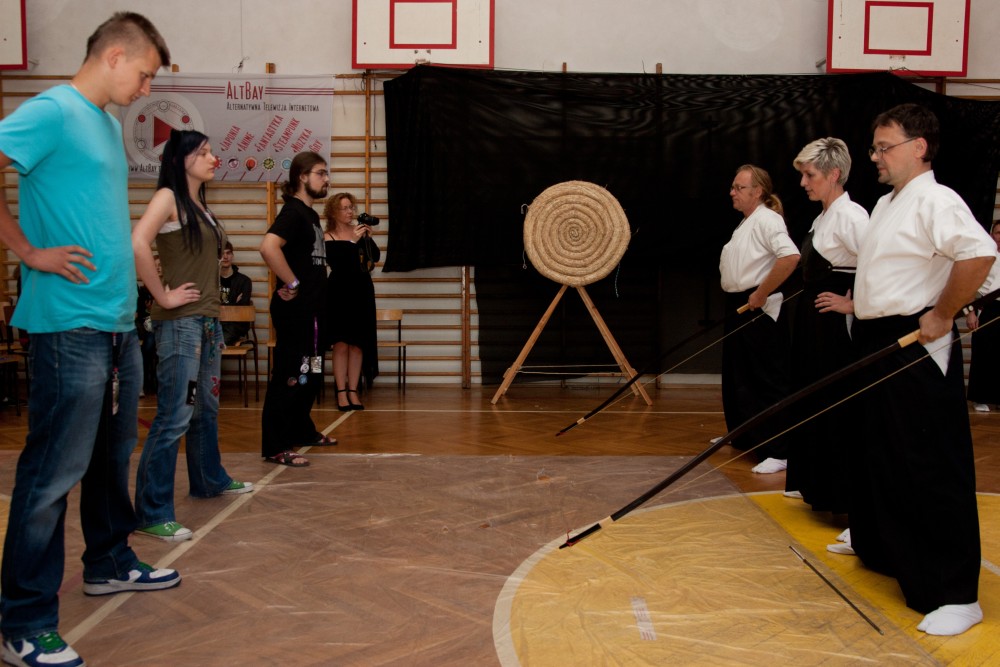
[0,0,27,70]
[827,0,970,76]
[353,0,494,69]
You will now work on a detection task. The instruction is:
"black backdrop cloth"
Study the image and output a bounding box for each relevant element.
[383,67,1000,384]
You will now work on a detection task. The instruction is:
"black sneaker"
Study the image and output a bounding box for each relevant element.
[1,632,84,667]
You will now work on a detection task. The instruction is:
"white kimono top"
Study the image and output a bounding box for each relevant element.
[720,204,799,320]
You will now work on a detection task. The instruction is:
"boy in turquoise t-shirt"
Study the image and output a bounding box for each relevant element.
[0,13,180,667]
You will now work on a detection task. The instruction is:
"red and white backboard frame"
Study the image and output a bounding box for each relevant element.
[0,0,27,70]
[353,0,494,70]
[827,0,970,76]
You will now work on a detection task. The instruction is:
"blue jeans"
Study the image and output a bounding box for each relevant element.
[135,317,231,528]
[0,329,142,641]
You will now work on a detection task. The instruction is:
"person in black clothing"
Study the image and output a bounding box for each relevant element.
[323,192,379,411]
[259,152,337,466]
[966,221,1000,412]
[219,241,253,345]
[784,138,868,514]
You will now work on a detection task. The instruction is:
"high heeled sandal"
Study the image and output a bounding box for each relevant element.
[336,388,352,412]
[347,388,365,411]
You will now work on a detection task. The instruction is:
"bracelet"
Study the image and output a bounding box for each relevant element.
[286,278,300,290]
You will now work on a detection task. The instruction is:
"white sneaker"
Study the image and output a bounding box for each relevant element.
[974,403,990,413]
[1,632,83,667]
[751,458,787,474]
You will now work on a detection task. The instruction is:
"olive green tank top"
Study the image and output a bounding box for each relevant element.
[150,210,227,321]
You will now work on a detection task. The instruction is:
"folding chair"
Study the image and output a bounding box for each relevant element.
[219,305,259,406]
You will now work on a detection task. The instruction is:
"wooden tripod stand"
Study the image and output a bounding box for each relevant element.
[490,284,653,405]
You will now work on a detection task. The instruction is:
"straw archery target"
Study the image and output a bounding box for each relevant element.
[523,181,630,287]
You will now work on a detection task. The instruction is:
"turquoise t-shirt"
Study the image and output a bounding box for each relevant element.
[0,85,136,333]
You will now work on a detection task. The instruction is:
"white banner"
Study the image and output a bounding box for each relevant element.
[120,73,335,181]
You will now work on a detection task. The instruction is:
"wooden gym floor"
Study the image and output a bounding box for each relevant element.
[0,381,997,665]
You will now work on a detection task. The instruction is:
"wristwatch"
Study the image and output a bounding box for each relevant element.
[286,278,300,290]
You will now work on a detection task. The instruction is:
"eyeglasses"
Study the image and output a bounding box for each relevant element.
[309,169,329,178]
[868,137,917,158]
[730,184,751,192]
[339,205,357,212]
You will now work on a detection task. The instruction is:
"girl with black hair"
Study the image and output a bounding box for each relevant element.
[131,129,252,542]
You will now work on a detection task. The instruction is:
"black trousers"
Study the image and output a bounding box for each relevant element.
[720,290,793,460]
[850,314,980,613]
[260,299,324,457]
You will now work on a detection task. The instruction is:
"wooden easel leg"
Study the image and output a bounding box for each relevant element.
[575,286,653,406]
[490,284,568,404]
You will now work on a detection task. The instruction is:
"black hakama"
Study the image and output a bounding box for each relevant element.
[850,313,981,613]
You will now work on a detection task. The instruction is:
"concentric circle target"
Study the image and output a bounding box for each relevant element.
[523,181,630,287]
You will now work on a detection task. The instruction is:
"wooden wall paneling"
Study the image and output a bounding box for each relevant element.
[3,71,994,387]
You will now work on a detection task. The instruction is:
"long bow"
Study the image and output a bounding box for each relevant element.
[559,287,1000,549]
[556,290,801,436]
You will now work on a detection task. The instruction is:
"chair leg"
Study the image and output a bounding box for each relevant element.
[253,352,259,402]
[240,357,247,408]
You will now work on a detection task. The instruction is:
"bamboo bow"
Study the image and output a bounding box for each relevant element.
[559,288,1000,549]
[557,290,801,436]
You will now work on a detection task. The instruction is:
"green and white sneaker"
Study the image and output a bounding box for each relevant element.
[135,521,192,542]
[1,632,84,667]
[220,480,254,495]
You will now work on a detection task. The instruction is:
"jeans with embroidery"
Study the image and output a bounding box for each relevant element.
[0,329,142,640]
[135,316,232,528]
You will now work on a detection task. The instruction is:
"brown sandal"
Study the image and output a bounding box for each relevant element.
[264,451,310,467]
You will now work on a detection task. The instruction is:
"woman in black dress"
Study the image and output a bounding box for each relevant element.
[323,192,379,411]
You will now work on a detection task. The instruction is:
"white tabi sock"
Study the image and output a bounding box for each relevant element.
[751,458,787,474]
[916,602,983,636]
[826,528,855,555]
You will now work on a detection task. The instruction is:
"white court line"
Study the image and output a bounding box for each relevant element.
[64,412,356,645]
[63,458,291,645]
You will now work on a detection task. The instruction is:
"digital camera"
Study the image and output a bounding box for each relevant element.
[358,212,380,226]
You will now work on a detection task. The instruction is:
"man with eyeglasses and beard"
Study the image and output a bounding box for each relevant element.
[849,103,993,636]
[259,152,337,467]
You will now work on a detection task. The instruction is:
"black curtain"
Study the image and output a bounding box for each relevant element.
[383,67,1000,384]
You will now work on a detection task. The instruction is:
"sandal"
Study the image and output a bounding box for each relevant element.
[312,435,338,446]
[347,388,365,411]
[264,451,310,467]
